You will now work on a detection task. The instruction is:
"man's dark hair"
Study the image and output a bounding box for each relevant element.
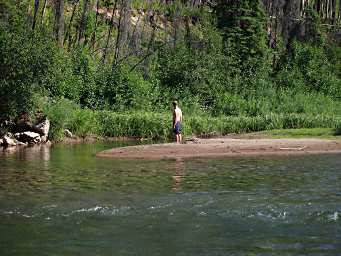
[172,100,178,107]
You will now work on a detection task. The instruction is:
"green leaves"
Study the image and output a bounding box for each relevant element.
[1,0,341,140]
[276,41,341,98]
[216,0,268,64]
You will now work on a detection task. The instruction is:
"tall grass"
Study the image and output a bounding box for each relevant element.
[185,114,339,136]
[43,98,341,140]
[96,111,171,140]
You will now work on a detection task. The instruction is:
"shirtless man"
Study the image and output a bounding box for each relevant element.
[172,101,183,143]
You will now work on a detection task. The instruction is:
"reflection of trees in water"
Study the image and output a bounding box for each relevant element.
[1,146,20,156]
[0,145,52,195]
[2,144,51,163]
[0,148,317,196]
[21,145,51,164]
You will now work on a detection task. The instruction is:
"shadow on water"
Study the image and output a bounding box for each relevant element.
[1,142,341,255]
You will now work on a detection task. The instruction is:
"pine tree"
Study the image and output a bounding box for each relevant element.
[215,0,268,64]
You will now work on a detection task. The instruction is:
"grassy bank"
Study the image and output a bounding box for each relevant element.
[257,128,341,139]
[43,98,341,141]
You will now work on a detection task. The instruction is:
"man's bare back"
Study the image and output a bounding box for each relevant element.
[172,101,183,143]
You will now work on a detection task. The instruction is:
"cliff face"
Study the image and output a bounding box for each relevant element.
[9,0,340,61]
[128,0,341,47]
[262,0,341,43]
[165,0,341,43]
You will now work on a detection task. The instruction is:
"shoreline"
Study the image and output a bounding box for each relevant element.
[47,135,153,144]
[96,138,341,159]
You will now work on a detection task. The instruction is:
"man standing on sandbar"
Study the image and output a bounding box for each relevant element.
[172,100,183,143]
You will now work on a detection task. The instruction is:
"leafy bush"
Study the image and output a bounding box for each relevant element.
[275,41,341,98]
[101,65,157,111]
[0,21,58,119]
[211,93,247,116]
[43,98,79,140]
[334,122,341,136]
[67,108,100,138]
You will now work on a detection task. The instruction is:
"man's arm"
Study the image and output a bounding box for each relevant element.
[173,111,176,128]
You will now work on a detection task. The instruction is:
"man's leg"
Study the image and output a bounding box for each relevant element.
[179,133,182,143]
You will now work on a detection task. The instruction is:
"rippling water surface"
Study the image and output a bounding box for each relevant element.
[0,142,341,255]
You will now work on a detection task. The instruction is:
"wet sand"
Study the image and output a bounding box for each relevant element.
[96,138,341,159]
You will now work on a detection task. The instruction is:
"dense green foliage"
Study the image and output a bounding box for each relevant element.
[42,98,341,140]
[0,0,341,140]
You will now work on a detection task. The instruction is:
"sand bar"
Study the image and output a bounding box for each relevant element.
[96,138,341,159]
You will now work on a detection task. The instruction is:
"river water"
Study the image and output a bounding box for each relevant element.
[0,142,340,255]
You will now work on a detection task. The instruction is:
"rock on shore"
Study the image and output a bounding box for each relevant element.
[1,117,50,149]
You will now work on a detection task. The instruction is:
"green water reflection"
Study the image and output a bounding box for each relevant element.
[0,142,341,255]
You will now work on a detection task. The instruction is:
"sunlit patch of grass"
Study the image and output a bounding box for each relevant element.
[258,128,341,139]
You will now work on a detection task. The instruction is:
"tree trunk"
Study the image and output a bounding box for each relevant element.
[54,0,64,48]
[316,0,322,13]
[27,2,33,25]
[32,0,40,30]
[173,15,179,48]
[40,0,47,24]
[185,16,191,50]
[143,25,156,78]
[130,12,142,53]
[103,0,118,63]
[332,0,337,23]
[78,0,89,45]
[90,0,100,50]
[64,0,79,47]
[114,0,131,66]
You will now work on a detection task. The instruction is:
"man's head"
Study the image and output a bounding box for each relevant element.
[172,100,178,108]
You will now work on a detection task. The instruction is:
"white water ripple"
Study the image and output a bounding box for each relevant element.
[328,212,339,221]
[71,205,132,216]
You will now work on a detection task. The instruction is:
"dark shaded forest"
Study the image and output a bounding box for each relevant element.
[1,0,341,139]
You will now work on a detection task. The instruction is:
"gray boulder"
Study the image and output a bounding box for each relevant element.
[41,135,48,143]
[15,131,41,144]
[3,134,17,147]
[33,118,50,136]
[17,141,27,146]
[64,129,73,138]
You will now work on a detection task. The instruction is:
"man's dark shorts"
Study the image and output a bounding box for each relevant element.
[174,122,182,135]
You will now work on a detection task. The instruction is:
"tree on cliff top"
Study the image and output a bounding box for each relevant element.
[215,0,268,64]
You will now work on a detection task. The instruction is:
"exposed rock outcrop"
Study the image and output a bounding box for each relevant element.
[2,133,17,147]
[15,131,41,144]
[33,118,50,137]
[1,117,50,149]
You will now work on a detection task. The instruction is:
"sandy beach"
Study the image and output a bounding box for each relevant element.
[96,138,341,159]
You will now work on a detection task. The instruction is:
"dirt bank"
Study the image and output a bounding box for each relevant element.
[96,138,341,159]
